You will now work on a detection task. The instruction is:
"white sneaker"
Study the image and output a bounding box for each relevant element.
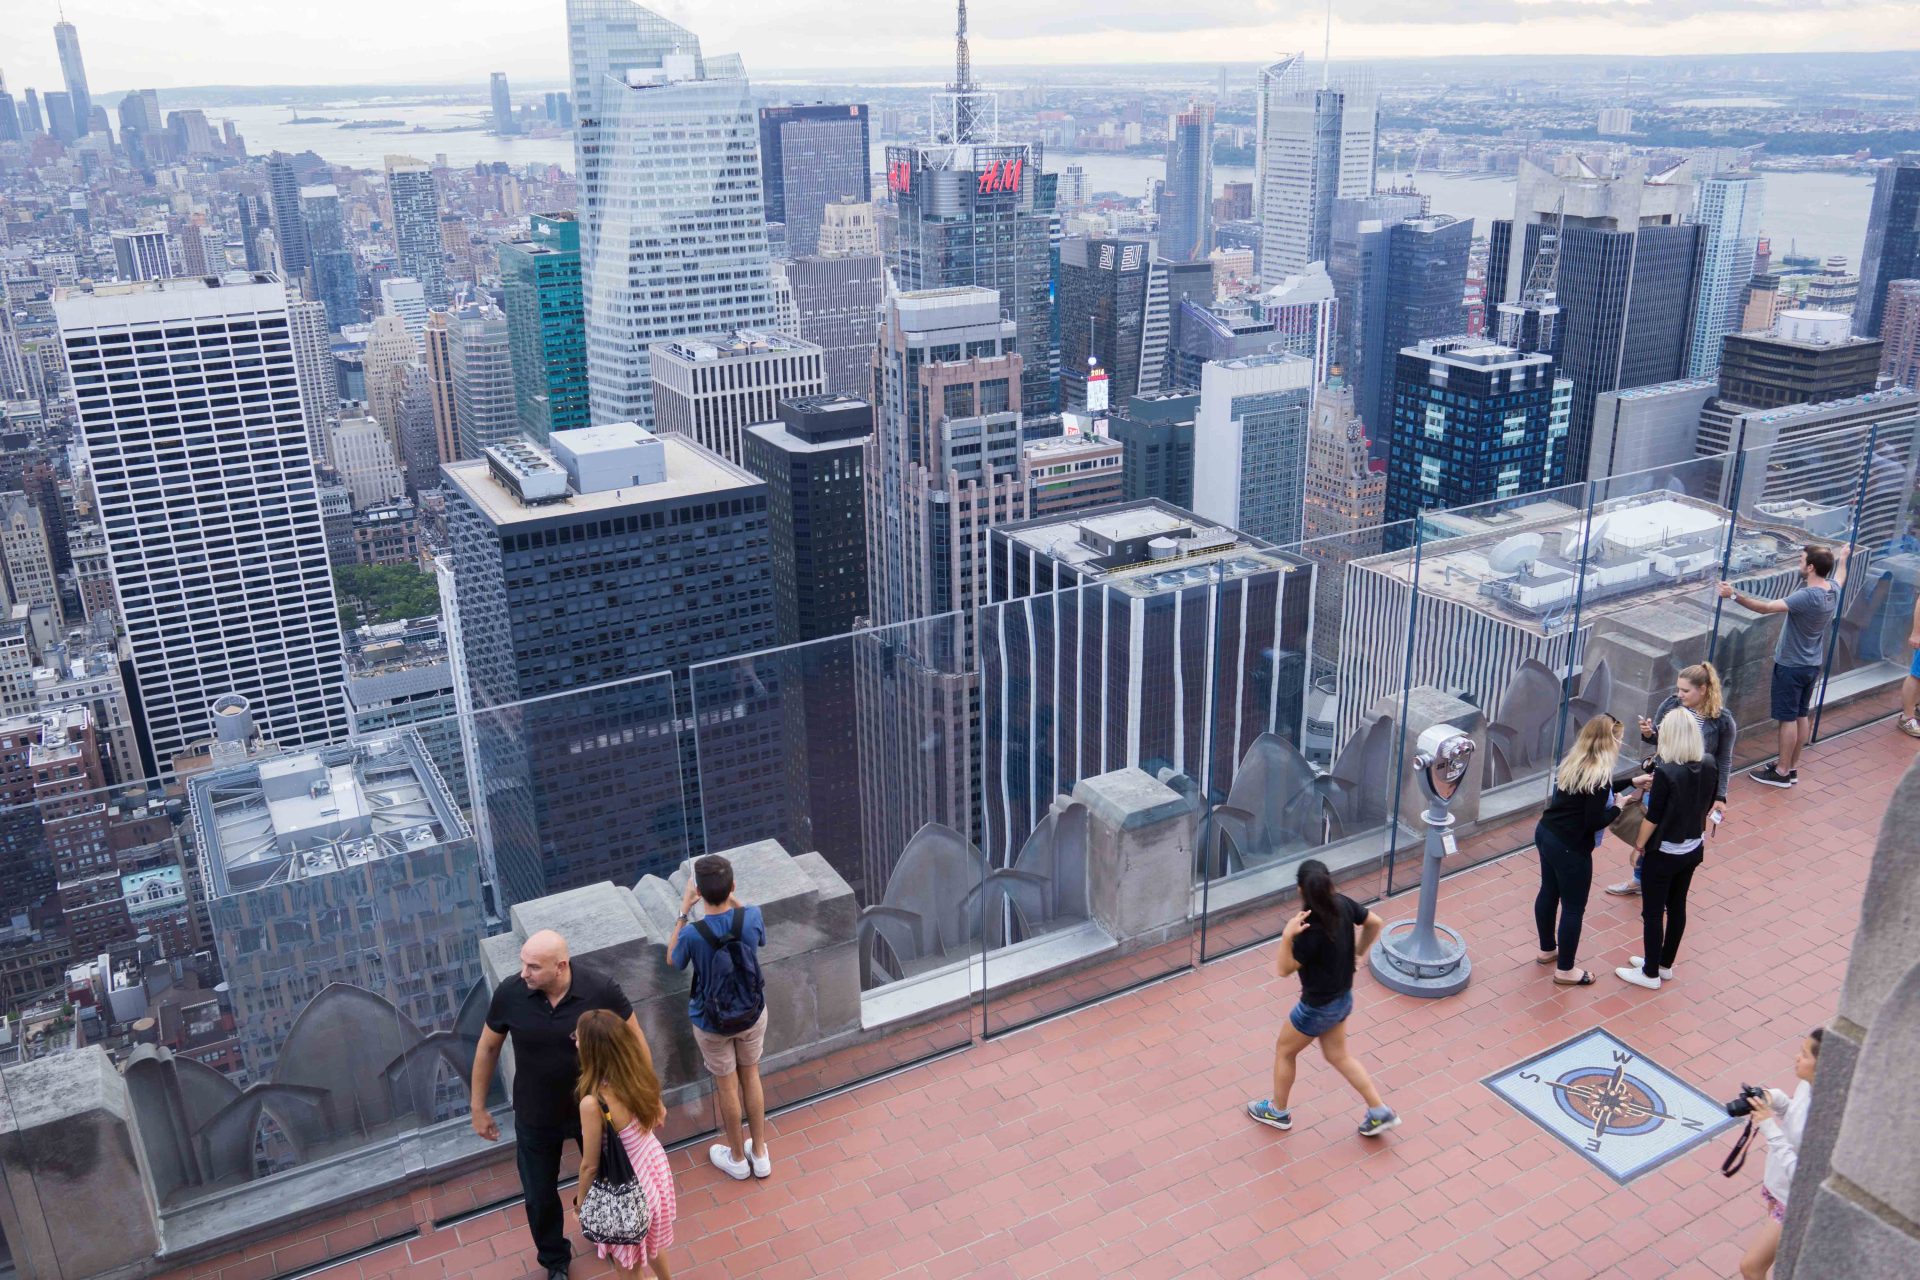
[1901,716,1920,740]
[745,1138,772,1178]
[1615,966,1663,991]
[708,1143,751,1180]
[1630,956,1675,980]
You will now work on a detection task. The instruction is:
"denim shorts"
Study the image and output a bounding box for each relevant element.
[1289,990,1354,1037]
[1909,648,1920,680]
[1770,663,1820,722]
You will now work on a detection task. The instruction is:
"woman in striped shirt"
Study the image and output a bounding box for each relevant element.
[1606,662,1736,897]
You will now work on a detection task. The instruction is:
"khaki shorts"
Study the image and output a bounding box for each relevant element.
[691,1007,768,1077]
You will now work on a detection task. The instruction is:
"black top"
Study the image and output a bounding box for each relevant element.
[1537,779,1619,852]
[1292,894,1370,1007]
[484,965,634,1133]
[1643,760,1719,853]
[1645,699,1738,802]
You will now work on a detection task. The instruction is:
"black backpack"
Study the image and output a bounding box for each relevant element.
[691,911,766,1034]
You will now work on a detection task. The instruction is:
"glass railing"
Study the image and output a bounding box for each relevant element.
[0,421,1908,1274]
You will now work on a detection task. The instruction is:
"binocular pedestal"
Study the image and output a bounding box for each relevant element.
[1369,727,1475,998]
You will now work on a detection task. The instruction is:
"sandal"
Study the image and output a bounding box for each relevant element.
[1553,969,1597,986]
[1535,950,1558,965]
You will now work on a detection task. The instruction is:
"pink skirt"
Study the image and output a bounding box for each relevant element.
[595,1122,676,1272]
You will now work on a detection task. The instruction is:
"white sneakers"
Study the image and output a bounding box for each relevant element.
[1630,956,1675,980]
[708,1139,772,1180]
[1615,966,1662,990]
[708,1143,751,1180]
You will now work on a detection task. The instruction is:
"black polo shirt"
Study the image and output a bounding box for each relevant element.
[484,964,633,1133]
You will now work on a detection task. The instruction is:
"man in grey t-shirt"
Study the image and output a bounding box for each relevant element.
[1719,545,1839,788]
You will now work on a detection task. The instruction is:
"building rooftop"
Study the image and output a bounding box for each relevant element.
[1604,377,1720,402]
[446,431,756,527]
[652,329,820,364]
[189,734,466,897]
[997,498,1300,594]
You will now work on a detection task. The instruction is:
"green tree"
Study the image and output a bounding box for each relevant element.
[334,563,441,630]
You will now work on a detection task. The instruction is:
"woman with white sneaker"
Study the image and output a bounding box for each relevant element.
[1617,712,1719,991]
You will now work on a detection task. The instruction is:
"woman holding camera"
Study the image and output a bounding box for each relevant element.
[1740,1029,1822,1280]
[1532,715,1626,986]
[1606,662,1736,896]
[1616,712,1718,990]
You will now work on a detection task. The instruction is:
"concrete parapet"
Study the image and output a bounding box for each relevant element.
[0,1046,162,1280]
[1073,769,1195,942]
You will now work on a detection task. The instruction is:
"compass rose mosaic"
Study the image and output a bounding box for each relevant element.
[1483,1027,1738,1183]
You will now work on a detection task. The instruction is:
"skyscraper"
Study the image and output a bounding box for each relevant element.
[885,6,1057,419]
[769,253,886,400]
[1334,211,1472,441]
[1880,279,1920,391]
[110,227,172,281]
[1856,154,1920,340]
[53,18,91,137]
[1059,236,1154,410]
[447,306,517,460]
[1492,158,1701,481]
[43,91,76,144]
[21,88,43,136]
[265,153,312,283]
[423,309,459,468]
[54,277,347,770]
[377,276,428,346]
[301,184,359,329]
[1382,338,1572,531]
[1300,370,1385,669]
[1192,352,1317,546]
[287,296,338,464]
[856,287,1025,887]
[1162,101,1215,264]
[567,1,776,429]
[1254,54,1378,286]
[1688,173,1765,379]
[648,331,826,466]
[490,72,517,135]
[385,156,449,307]
[759,104,871,257]
[1109,389,1199,509]
[498,213,588,440]
[0,76,19,144]
[442,424,776,902]
[361,312,419,454]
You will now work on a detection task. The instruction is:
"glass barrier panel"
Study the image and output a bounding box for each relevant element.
[1814,419,1919,742]
[1195,519,1420,960]
[1398,482,1597,881]
[1708,425,1890,775]
[975,576,1196,1036]
[687,613,980,1115]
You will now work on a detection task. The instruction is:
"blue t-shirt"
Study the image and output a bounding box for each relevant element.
[669,904,765,1033]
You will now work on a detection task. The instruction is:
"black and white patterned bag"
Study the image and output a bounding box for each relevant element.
[577,1098,651,1247]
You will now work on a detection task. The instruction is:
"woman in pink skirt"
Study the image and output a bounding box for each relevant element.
[573,1010,678,1279]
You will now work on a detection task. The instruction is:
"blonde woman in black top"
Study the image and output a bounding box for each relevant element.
[1617,712,1719,991]
[1533,715,1626,986]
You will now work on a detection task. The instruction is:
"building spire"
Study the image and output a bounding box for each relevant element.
[954,1,973,93]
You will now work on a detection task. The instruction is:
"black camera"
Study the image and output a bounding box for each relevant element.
[1725,1084,1768,1118]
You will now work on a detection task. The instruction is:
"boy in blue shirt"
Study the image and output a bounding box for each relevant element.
[671,854,771,1181]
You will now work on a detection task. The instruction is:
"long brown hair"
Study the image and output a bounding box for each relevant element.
[574,1009,663,1129]
[1678,662,1723,719]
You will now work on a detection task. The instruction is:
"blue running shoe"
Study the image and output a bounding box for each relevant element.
[1358,1107,1401,1137]
[1246,1099,1292,1130]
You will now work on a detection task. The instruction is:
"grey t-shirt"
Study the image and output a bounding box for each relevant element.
[1774,582,1838,667]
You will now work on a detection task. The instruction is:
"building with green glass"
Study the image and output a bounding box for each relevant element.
[499,212,587,439]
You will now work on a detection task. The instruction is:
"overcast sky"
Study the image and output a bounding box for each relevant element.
[0,0,1909,92]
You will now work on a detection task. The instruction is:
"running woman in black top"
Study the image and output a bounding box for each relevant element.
[1247,860,1400,1137]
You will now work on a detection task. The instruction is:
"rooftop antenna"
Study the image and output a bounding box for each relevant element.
[1322,0,1332,89]
[936,0,996,145]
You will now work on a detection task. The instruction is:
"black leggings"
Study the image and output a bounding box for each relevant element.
[1639,848,1704,977]
[1533,826,1593,971]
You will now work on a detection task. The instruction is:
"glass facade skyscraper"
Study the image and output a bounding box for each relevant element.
[53,20,91,138]
[1687,173,1765,378]
[1193,352,1316,547]
[300,185,360,330]
[759,104,870,257]
[1161,101,1214,264]
[1059,236,1153,410]
[1255,55,1378,287]
[1856,154,1920,340]
[385,157,449,308]
[568,0,776,430]
[498,212,587,440]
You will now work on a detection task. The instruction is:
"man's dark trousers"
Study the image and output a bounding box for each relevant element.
[515,1121,581,1270]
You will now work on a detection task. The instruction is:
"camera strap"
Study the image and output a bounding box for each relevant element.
[1722,1119,1758,1177]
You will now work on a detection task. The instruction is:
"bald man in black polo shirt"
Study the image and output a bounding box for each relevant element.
[471,930,655,1280]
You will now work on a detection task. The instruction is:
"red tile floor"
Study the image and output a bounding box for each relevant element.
[286,726,1909,1280]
